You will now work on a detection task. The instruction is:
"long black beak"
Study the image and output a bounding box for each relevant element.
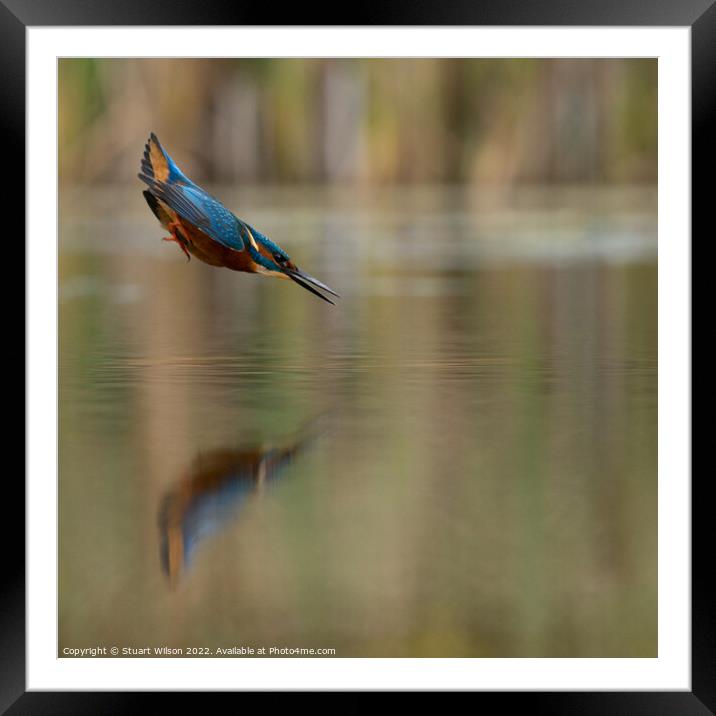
[285,269,340,305]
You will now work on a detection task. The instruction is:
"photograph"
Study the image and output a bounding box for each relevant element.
[57,57,658,659]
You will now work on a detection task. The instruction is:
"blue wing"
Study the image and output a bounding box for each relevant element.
[139,133,247,253]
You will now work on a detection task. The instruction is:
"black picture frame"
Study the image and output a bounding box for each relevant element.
[8,1,704,710]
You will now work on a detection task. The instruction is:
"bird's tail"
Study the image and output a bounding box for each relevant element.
[139,132,191,186]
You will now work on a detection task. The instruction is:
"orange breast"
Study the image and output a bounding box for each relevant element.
[176,216,258,273]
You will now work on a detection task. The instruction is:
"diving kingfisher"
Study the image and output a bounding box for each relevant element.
[138,133,339,304]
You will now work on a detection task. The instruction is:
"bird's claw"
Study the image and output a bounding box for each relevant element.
[163,230,191,261]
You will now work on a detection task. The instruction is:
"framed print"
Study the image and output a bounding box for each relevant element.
[11,0,704,709]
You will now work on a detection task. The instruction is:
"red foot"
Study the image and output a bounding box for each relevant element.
[163,221,191,261]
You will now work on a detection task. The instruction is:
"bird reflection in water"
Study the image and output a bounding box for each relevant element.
[158,434,310,585]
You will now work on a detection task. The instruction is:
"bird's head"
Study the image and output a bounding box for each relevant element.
[249,236,339,305]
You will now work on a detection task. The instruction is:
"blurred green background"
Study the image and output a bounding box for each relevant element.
[59,58,656,186]
[59,59,657,659]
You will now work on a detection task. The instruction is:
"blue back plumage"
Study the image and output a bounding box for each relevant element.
[138,133,248,253]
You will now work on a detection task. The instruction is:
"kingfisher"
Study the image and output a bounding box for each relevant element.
[138,133,339,304]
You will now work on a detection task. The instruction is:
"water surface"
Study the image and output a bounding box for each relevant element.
[59,186,657,657]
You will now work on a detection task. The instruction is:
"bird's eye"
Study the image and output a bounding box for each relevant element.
[273,252,287,264]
